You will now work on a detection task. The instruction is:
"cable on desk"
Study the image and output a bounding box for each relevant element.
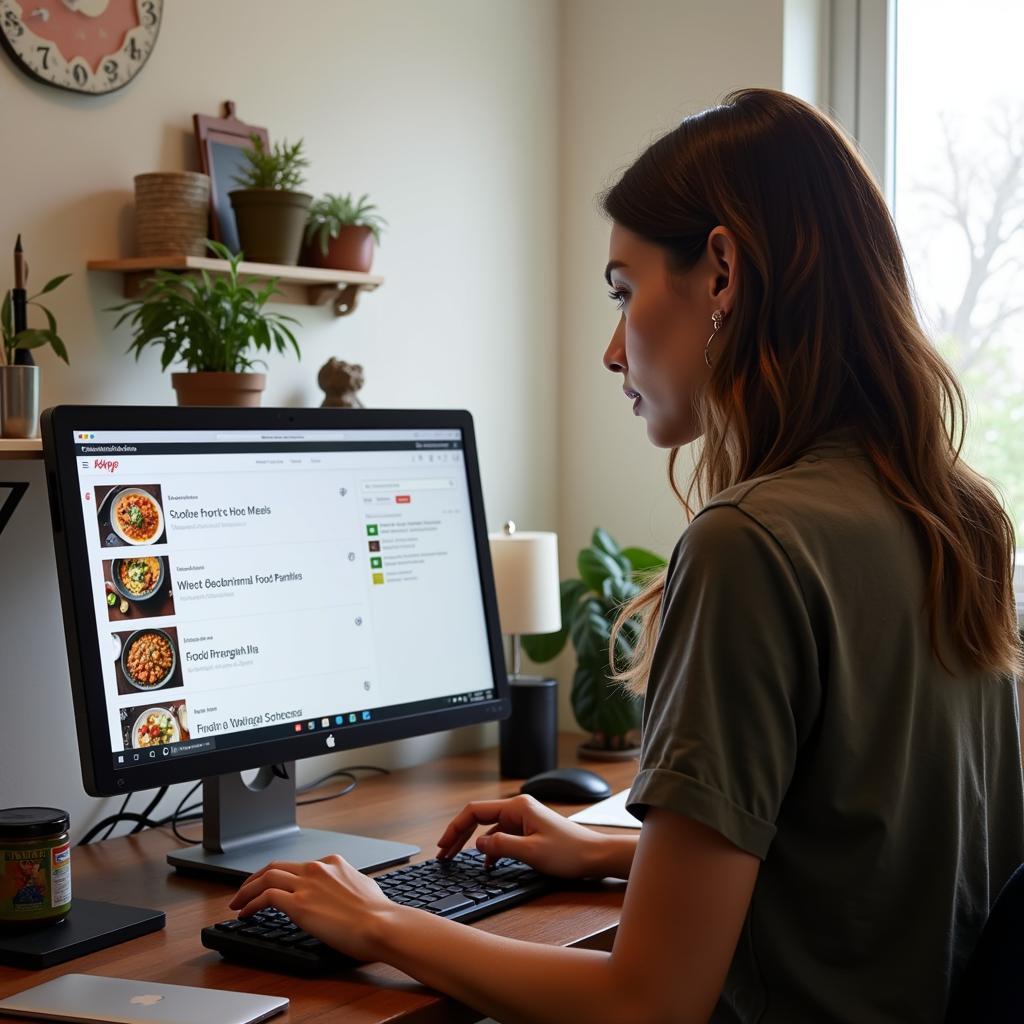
[78,766,390,846]
[130,785,168,835]
[100,793,131,841]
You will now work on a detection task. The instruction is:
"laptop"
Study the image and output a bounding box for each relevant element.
[0,974,287,1024]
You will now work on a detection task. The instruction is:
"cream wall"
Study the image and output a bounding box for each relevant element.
[551,0,785,724]
[0,0,560,839]
[0,0,793,840]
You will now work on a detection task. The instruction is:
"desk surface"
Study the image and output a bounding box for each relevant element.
[0,734,637,1023]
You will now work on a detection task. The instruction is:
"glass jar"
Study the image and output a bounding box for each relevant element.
[0,807,72,929]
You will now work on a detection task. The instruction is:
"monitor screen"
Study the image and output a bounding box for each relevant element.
[43,407,509,798]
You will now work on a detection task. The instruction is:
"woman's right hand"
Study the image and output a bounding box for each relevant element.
[436,794,607,879]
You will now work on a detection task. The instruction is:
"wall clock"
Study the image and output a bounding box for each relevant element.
[0,0,162,95]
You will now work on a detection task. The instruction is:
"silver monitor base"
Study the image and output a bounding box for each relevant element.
[166,764,418,881]
[167,827,418,881]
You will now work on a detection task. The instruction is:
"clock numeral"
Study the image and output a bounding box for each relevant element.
[141,0,157,27]
[36,45,50,71]
[103,58,118,83]
[3,9,24,37]
[125,36,141,61]
[72,62,88,86]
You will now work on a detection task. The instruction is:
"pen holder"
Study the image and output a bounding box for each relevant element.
[0,365,40,439]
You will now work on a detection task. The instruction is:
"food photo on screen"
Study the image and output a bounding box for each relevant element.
[94,484,167,548]
[119,697,190,750]
[102,555,175,620]
[111,625,184,695]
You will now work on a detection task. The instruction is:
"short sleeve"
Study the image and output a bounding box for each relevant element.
[626,504,820,859]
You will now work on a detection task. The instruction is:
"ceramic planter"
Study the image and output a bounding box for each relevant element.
[229,189,313,265]
[171,372,266,407]
[301,225,375,273]
[0,364,40,438]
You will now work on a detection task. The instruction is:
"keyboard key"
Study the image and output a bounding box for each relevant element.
[426,894,475,914]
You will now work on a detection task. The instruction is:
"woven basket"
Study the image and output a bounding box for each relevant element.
[134,171,211,257]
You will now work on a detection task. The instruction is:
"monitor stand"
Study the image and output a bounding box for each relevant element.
[166,763,418,881]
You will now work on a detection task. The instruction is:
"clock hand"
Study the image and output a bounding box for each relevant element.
[60,0,111,16]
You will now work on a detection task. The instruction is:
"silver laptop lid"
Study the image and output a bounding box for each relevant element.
[0,974,288,1024]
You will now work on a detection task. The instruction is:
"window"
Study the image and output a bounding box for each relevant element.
[892,0,1024,536]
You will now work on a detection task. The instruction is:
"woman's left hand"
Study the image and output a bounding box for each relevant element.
[229,854,398,962]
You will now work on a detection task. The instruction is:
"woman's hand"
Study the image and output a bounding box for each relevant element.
[228,854,398,962]
[436,794,607,878]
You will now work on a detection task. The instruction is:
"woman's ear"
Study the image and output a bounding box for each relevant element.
[707,226,739,312]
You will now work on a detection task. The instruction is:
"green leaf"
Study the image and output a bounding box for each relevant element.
[1,290,12,340]
[577,546,623,593]
[35,273,71,297]
[621,546,667,574]
[12,328,54,350]
[591,527,620,557]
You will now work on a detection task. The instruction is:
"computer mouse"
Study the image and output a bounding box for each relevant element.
[519,767,612,804]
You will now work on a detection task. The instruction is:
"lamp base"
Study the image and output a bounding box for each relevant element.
[499,675,558,778]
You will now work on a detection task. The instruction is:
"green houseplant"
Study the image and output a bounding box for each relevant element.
[1,272,70,438]
[521,528,666,759]
[301,192,388,273]
[229,136,312,265]
[110,240,299,407]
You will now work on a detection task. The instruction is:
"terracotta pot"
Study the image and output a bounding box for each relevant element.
[229,189,312,265]
[300,225,375,273]
[171,372,267,407]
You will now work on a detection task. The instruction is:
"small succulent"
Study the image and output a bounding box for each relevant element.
[305,193,388,256]
[232,135,308,192]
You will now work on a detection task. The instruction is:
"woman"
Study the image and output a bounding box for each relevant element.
[230,89,1024,1023]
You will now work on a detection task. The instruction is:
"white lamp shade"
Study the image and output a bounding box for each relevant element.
[488,530,561,636]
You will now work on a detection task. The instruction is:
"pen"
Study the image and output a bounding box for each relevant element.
[12,234,34,366]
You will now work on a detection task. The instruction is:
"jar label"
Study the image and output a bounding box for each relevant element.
[51,843,71,908]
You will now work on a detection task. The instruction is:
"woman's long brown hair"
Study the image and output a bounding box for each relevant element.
[605,88,1021,693]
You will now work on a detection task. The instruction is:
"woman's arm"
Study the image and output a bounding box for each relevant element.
[586,833,640,880]
[231,808,759,1024]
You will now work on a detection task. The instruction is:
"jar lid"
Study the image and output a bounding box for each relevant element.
[0,807,70,839]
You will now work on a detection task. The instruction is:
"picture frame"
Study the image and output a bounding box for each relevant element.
[193,101,269,255]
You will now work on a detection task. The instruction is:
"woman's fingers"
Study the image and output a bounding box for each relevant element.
[436,799,523,856]
[229,867,300,911]
[235,886,298,921]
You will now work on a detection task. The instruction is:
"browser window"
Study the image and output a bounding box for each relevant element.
[70,428,495,769]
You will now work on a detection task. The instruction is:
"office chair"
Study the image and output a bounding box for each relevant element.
[945,862,1024,1023]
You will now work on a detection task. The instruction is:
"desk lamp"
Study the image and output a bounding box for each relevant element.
[488,522,561,778]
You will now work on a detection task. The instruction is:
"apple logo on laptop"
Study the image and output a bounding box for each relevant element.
[325,733,336,749]
[130,994,164,1006]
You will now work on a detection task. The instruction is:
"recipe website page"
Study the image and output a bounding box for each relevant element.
[70,428,496,766]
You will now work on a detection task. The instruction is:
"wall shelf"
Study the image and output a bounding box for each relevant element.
[0,439,42,460]
[87,256,383,317]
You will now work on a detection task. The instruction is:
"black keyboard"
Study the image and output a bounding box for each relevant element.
[201,849,555,972]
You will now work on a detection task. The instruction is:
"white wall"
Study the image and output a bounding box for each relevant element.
[551,0,785,724]
[0,0,560,840]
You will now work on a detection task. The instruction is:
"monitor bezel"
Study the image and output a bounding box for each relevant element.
[42,405,511,798]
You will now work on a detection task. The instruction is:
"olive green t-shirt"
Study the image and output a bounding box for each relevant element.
[626,436,1024,1023]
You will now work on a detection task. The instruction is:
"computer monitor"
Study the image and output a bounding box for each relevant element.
[42,406,510,880]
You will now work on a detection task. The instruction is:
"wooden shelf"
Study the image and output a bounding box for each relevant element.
[0,438,42,459]
[87,256,383,317]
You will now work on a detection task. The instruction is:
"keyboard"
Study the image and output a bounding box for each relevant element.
[201,848,555,972]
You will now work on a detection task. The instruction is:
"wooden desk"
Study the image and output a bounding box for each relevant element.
[0,734,637,1023]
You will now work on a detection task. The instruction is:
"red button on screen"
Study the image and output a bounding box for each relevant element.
[396,495,411,504]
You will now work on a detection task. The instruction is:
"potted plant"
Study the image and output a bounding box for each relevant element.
[521,528,666,760]
[301,192,387,273]
[229,136,311,265]
[1,273,70,438]
[110,240,300,407]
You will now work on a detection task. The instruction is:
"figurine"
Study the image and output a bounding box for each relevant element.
[318,358,365,408]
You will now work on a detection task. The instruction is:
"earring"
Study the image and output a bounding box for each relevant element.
[704,309,725,367]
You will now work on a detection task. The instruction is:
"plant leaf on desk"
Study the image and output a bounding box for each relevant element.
[36,273,72,296]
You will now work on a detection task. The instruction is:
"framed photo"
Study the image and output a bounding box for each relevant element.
[193,101,269,254]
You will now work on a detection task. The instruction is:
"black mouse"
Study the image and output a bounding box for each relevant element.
[519,767,612,804]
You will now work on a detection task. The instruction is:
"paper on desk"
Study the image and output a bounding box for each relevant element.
[568,788,640,829]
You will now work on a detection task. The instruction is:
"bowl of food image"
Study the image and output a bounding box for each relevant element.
[121,628,177,691]
[132,706,180,749]
[110,556,165,602]
[109,487,163,545]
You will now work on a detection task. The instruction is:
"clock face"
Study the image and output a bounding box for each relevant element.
[0,0,162,95]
